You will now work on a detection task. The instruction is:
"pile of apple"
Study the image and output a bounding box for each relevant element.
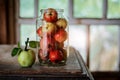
[37,8,68,65]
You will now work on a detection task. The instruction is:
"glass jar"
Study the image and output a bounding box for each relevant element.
[36,8,69,66]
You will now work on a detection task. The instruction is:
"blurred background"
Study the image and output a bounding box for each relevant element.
[0,0,120,80]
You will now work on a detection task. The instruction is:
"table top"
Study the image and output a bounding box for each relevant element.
[0,45,94,80]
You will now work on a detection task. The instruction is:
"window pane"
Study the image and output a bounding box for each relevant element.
[90,25,119,71]
[20,0,34,18]
[74,0,102,18]
[20,24,36,46]
[69,25,87,62]
[38,0,68,16]
[108,0,120,18]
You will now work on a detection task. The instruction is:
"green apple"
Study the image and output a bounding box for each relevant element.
[11,38,36,68]
[18,50,36,67]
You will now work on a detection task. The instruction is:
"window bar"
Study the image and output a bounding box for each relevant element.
[86,25,90,68]
[68,0,73,20]
[103,0,108,19]
[15,0,20,43]
[119,26,120,71]
[17,0,20,18]
[34,0,38,18]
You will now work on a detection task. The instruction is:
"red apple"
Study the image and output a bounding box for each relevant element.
[38,49,48,60]
[56,18,67,29]
[42,22,56,35]
[54,29,67,43]
[49,50,63,63]
[37,27,43,37]
[44,8,58,22]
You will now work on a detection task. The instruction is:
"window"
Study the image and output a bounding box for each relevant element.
[16,0,120,72]
[74,0,102,18]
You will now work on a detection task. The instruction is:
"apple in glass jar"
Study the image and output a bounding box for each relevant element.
[43,8,58,22]
[56,18,67,29]
[49,49,63,63]
[37,26,43,37]
[42,22,56,35]
[54,29,67,43]
[56,42,64,49]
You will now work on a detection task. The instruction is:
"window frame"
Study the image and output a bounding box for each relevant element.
[16,0,120,72]
[69,0,120,70]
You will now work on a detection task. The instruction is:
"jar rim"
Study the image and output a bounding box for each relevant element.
[40,8,64,12]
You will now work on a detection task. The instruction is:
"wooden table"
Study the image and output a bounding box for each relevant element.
[0,45,94,80]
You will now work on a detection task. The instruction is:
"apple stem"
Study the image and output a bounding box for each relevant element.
[25,38,29,51]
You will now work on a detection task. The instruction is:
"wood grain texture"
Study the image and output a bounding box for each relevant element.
[0,45,91,80]
[7,0,16,44]
[0,0,7,44]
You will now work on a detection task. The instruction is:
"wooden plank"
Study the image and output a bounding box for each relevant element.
[0,0,7,44]
[7,0,16,44]
[0,45,92,80]
[0,45,83,76]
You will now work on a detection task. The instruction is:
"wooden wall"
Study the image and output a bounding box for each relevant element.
[0,0,7,44]
[0,0,16,44]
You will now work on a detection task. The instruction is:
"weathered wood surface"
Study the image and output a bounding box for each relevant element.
[0,45,93,80]
[0,45,82,76]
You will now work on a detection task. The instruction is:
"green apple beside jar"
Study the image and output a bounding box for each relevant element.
[11,38,36,67]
